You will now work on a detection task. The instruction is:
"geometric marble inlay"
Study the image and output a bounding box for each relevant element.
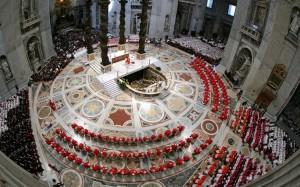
[201,119,219,135]
[109,109,131,126]
[82,99,104,118]
[60,169,83,187]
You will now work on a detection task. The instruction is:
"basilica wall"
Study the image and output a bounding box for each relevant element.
[222,0,300,117]
[221,0,252,70]
[188,0,207,36]
[37,0,56,59]
[202,0,234,39]
[0,0,54,99]
[148,0,178,39]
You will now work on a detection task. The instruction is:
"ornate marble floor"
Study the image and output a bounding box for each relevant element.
[32,44,271,187]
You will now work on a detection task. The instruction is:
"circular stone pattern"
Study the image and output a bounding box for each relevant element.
[82,99,105,118]
[66,77,84,88]
[60,169,83,187]
[228,138,235,145]
[158,54,175,63]
[201,119,219,135]
[139,103,164,123]
[68,90,85,103]
[175,83,194,97]
[140,181,165,187]
[38,106,52,119]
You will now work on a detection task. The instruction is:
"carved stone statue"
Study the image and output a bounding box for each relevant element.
[0,57,13,81]
[164,15,170,32]
[233,56,251,84]
[289,10,300,36]
[28,41,41,63]
[136,15,141,33]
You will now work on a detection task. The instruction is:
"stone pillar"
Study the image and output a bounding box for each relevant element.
[220,0,252,70]
[38,0,56,59]
[168,0,178,38]
[30,0,35,17]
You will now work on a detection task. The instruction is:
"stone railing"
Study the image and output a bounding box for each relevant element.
[178,0,196,5]
[21,15,40,30]
[240,25,262,44]
[0,151,48,187]
[245,150,300,187]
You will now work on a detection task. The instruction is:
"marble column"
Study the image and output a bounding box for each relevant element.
[30,0,35,17]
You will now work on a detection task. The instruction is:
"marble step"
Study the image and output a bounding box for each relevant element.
[89,62,102,74]
[102,80,123,98]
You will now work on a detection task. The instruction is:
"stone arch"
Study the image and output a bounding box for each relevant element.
[26,36,43,72]
[0,55,14,82]
[229,47,253,86]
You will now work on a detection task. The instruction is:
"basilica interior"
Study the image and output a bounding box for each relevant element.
[0,0,300,187]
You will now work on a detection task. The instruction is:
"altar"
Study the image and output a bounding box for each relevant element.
[110,50,129,63]
[96,56,157,84]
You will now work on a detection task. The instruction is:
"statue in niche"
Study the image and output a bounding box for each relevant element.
[164,15,170,32]
[0,56,14,81]
[233,56,251,85]
[253,6,266,29]
[289,10,300,36]
[136,14,141,33]
[28,42,40,62]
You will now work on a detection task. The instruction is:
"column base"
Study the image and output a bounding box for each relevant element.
[100,64,112,73]
[118,44,125,51]
[136,52,146,60]
[87,53,95,61]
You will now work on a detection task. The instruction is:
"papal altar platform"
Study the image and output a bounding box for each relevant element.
[95,55,157,84]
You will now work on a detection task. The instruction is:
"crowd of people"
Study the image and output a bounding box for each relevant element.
[31,56,72,82]
[31,28,100,82]
[0,94,19,135]
[167,37,224,65]
[230,107,297,166]
[0,90,43,176]
[188,146,267,187]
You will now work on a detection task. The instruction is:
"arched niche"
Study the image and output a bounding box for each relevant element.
[249,0,268,32]
[164,15,170,32]
[0,55,14,82]
[131,13,141,34]
[26,36,43,73]
[21,0,37,20]
[287,6,300,39]
[228,47,253,87]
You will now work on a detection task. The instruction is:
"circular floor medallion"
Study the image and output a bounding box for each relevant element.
[60,169,83,187]
[175,83,194,97]
[38,106,52,119]
[68,90,85,103]
[140,181,165,187]
[166,96,186,112]
[66,77,84,88]
[139,103,164,123]
[201,119,219,135]
[158,54,174,63]
[82,99,105,118]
